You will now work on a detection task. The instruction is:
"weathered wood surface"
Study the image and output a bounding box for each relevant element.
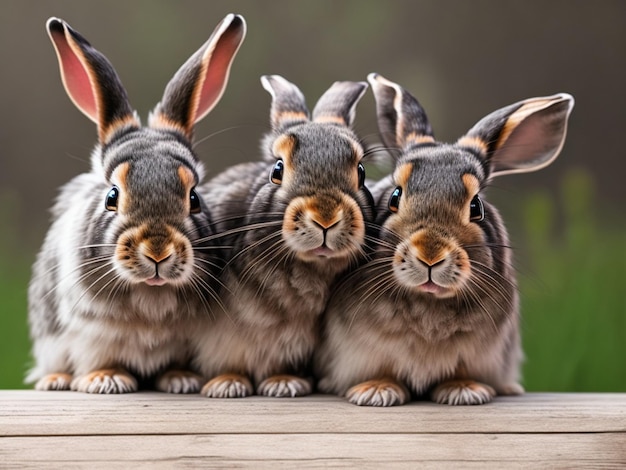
[1,391,625,468]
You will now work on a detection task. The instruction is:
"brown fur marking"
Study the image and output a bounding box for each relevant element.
[314,115,346,125]
[110,162,130,214]
[404,132,435,146]
[149,112,189,137]
[457,135,489,154]
[393,162,413,189]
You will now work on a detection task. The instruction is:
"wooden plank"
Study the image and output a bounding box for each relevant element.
[1,433,625,468]
[1,391,625,436]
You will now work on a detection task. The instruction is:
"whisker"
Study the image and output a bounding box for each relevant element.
[225,230,283,269]
[471,260,518,291]
[76,244,118,250]
[236,235,286,288]
[193,261,230,294]
[193,256,224,272]
[42,256,114,301]
[193,219,283,246]
[346,270,397,331]
[89,270,124,306]
[252,244,293,299]
[192,123,269,149]
[187,274,219,321]
[37,253,112,282]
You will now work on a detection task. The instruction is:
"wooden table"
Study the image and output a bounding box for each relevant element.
[1,391,625,467]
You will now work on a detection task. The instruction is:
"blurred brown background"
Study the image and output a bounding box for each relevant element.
[2,0,624,240]
[1,0,624,390]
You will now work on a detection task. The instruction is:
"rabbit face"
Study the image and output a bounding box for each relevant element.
[270,124,366,262]
[382,148,492,299]
[101,133,201,286]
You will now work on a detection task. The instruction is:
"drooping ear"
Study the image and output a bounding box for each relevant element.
[458,93,575,177]
[311,81,368,127]
[46,17,139,144]
[150,14,246,140]
[367,73,434,152]
[261,75,310,130]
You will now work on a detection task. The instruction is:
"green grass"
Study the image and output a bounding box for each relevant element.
[0,170,624,391]
[0,191,33,390]
[519,170,625,392]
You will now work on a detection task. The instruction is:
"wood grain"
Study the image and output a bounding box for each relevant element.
[0,391,624,467]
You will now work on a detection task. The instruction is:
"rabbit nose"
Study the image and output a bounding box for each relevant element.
[144,252,172,265]
[409,230,451,266]
[307,200,343,230]
[139,242,173,265]
[416,256,446,269]
[311,218,340,233]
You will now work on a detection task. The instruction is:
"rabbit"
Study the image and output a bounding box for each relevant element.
[192,75,375,398]
[314,73,574,406]
[26,14,246,393]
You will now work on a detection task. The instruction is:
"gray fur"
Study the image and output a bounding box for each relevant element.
[314,74,574,406]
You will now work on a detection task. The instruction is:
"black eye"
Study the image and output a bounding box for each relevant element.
[190,188,201,214]
[469,195,484,222]
[105,186,119,211]
[357,163,366,188]
[270,160,284,185]
[388,186,402,213]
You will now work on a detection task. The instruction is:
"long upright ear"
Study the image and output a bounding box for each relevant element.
[47,17,139,144]
[150,14,246,140]
[458,93,575,177]
[311,81,368,127]
[367,73,434,152]
[261,75,310,131]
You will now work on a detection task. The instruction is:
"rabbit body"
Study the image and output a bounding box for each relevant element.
[315,74,574,406]
[194,76,374,398]
[27,15,246,393]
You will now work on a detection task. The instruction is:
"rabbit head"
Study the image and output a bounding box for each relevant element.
[369,73,574,300]
[46,15,245,288]
[258,75,373,266]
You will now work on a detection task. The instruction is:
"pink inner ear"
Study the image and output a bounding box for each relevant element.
[51,30,98,122]
[193,32,242,124]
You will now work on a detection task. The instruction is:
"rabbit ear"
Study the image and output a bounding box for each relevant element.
[458,94,575,177]
[46,17,139,144]
[150,14,246,140]
[367,73,434,152]
[312,81,368,126]
[261,75,310,130]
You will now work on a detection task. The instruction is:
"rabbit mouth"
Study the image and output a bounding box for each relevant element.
[144,275,168,287]
[305,246,339,258]
[416,281,451,297]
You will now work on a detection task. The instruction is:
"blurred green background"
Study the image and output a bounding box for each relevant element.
[1,0,624,391]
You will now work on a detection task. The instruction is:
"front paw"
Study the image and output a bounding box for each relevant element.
[71,369,138,394]
[201,373,253,398]
[346,379,409,406]
[156,370,202,394]
[257,375,312,398]
[35,373,73,391]
[431,380,495,405]
[497,382,525,396]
